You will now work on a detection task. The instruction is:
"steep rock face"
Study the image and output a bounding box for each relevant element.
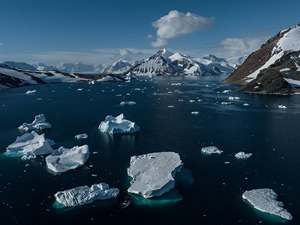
[223,23,300,94]
[238,69,294,95]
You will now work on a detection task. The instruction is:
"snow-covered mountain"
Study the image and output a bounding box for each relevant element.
[0,63,128,90]
[125,48,236,76]
[57,62,95,74]
[31,63,59,71]
[3,61,38,71]
[104,59,134,74]
[223,23,300,94]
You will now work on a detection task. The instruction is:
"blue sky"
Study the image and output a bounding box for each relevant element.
[1,0,300,65]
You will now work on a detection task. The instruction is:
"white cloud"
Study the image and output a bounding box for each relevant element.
[218,36,269,57]
[147,34,153,39]
[151,10,214,48]
[0,42,3,47]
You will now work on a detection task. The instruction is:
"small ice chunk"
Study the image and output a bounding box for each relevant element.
[74,133,88,139]
[235,152,252,159]
[242,188,292,220]
[120,101,136,106]
[26,90,36,94]
[201,146,223,154]
[46,145,90,173]
[18,114,51,132]
[221,102,232,105]
[98,113,140,134]
[191,111,199,115]
[6,131,54,157]
[278,105,287,109]
[54,183,119,207]
[228,96,240,100]
[127,152,183,199]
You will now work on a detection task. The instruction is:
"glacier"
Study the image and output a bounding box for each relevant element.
[242,188,292,220]
[127,152,183,198]
[98,113,140,134]
[18,114,51,132]
[201,146,223,154]
[6,131,54,159]
[54,183,119,207]
[46,145,90,173]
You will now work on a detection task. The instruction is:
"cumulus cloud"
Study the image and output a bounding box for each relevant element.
[219,36,269,57]
[151,10,214,48]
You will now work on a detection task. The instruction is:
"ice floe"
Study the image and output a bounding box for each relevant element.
[26,90,36,94]
[235,152,252,159]
[201,146,223,154]
[127,152,183,198]
[18,114,51,132]
[120,101,136,106]
[6,131,54,159]
[74,133,88,139]
[98,113,140,134]
[242,188,292,220]
[278,105,287,109]
[54,183,119,207]
[46,145,90,173]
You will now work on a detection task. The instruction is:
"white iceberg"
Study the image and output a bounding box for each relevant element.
[26,90,36,94]
[18,114,51,132]
[242,188,292,220]
[278,105,287,109]
[46,145,90,173]
[74,133,88,139]
[98,113,140,134]
[201,146,223,154]
[54,183,119,207]
[127,152,183,199]
[6,131,54,158]
[235,151,252,159]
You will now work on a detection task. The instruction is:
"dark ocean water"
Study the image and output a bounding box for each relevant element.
[0,75,300,225]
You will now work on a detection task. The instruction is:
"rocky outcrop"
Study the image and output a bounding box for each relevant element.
[238,69,294,95]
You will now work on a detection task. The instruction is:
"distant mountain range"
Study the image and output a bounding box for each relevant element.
[0,48,245,90]
[223,23,300,95]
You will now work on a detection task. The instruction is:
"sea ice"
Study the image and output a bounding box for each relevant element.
[235,152,252,159]
[201,146,223,154]
[127,152,183,199]
[46,145,90,173]
[26,90,36,94]
[54,183,119,207]
[18,114,51,132]
[242,188,292,220]
[278,105,287,109]
[74,133,88,139]
[98,113,140,134]
[6,131,54,158]
[120,101,136,106]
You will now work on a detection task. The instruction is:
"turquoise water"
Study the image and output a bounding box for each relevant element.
[0,75,299,224]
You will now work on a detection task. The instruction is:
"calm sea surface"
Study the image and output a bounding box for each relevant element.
[0,75,300,225]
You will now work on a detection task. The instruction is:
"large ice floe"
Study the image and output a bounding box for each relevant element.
[6,131,55,159]
[54,183,119,207]
[242,188,292,220]
[46,145,90,173]
[98,113,140,134]
[127,152,183,198]
[18,114,51,132]
[201,146,223,154]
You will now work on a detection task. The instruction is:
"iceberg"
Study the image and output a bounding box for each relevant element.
[201,146,223,154]
[127,152,183,199]
[18,114,51,132]
[6,131,54,158]
[54,183,119,207]
[242,188,292,220]
[46,145,90,173]
[235,151,252,159]
[98,113,140,134]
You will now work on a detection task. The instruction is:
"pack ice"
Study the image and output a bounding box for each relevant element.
[242,188,292,220]
[127,152,183,198]
[18,114,51,132]
[46,145,90,173]
[6,131,54,159]
[54,183,119,207]
[98,113,140,134]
